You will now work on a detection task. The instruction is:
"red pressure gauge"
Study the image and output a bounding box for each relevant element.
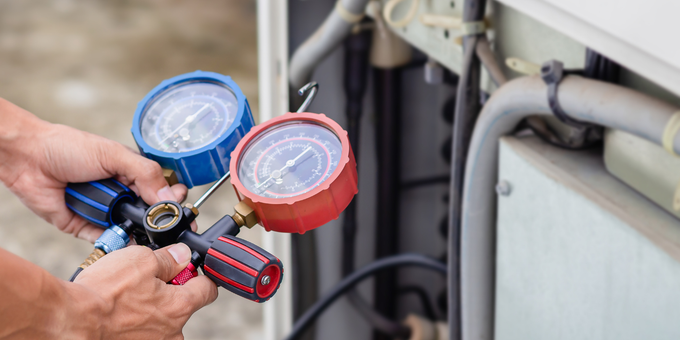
[230,112,358,233]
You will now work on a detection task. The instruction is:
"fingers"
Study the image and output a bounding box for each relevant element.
[75,224,106,243]
[102,144,174,205]
[175,276,219,313]
[153,244,192,282]
[56,211,103,243]
[170,184,188,203]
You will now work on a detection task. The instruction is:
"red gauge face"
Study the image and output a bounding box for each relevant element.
[230,113,358,234]
[237,121,343,199]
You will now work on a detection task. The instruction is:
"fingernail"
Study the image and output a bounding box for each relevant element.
[157,185,176,201]
[168,243,191,264]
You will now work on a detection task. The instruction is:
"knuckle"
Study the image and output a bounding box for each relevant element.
[127,246,156,264]
[140,161,163,179]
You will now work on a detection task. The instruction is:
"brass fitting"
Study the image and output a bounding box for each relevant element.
[232,201,258,228]
[146,203,179,230]
[163,169,179,186]
[183,203,199,217]
[78,248,107,270]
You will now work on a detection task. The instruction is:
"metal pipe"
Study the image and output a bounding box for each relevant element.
[460,75,680,340]
[475,35,507,87]
[289,0,370,89]
[193,171,230,209]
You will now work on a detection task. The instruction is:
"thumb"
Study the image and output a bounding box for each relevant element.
[154,243,192,282]
[102,143,176,205]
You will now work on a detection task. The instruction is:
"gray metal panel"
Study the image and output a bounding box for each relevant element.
[496,136,680,340]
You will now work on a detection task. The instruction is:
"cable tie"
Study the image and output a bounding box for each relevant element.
[335,0,365,24]
[461,20,486,35]
[540,60,596,129]
[662,111,680,157]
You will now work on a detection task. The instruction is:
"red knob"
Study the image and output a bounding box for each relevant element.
[171,263,198,285]
[204,235,283,302]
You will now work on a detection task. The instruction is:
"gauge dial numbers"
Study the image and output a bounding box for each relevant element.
[230,112,358,234]
[132,71,254,188]
[139,82,237,153]
[238,124,342,199]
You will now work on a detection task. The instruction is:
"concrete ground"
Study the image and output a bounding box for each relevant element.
[0,1,264,338]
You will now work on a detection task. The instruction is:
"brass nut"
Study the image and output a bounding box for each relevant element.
[184,203,199,217]
[146,203,179,230]
[163,169,179,186]
[233,201,258,228]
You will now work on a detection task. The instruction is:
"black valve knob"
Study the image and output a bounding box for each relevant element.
[65,179,137,228]
[204,235,283,303]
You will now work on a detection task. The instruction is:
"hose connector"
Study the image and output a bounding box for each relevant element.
[78,248,107,270]
[94,224,131,254]
[80,222,133,270]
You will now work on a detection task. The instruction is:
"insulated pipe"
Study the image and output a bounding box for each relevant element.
[447,0,486,338]
[475,36,507,87]
[460,75,680,340]
[289,0,369,89]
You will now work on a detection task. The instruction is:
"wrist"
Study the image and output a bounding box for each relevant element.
[53,279,105,340]
[0,98,52,187]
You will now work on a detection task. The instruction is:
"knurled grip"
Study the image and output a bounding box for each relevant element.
[171,263,198,285]
[65,179,136,227]
[204,235,283,302]
[94,225,130,254]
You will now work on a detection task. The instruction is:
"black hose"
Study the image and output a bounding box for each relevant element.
[342,25,371,278]
[342,25,412,338]
[401,175,451,190]
[284,254,447,340]
[291,233,318,340]
[373,67,403,340]
[68,267,83,282]
[447,0,487,338]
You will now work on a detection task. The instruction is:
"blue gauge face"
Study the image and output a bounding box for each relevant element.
[139,81,237,153]
[237,121,343,199]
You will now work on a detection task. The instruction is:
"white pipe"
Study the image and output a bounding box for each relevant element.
[288,0,369,89]
[460,75,680,340]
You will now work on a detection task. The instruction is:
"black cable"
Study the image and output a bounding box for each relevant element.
[342,24,412,338]
[284,254,446,340]
[401,175,451,190]
[447,0,487,338]
[68,267,83,282]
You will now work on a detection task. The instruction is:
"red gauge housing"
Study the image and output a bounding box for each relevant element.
[230,112,358,234]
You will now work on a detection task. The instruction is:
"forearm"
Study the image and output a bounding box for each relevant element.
[0,98,51,187]
[0,248,102,339]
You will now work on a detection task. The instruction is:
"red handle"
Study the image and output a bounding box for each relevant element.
[203,235,283,303]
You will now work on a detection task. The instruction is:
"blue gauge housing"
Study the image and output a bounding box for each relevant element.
[132,71,255,188]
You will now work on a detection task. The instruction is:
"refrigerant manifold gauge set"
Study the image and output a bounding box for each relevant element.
[64,71,357,302]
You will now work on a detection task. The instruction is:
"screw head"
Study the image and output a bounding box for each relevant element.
[261,275,271,286]
[496,180,512,196]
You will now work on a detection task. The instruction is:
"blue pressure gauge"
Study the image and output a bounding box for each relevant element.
[132,71,255,188]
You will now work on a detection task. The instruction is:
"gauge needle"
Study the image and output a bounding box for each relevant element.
[256,146,313,189]
[159,103,212,145]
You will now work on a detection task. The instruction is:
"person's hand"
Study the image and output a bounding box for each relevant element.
[0,98,188,242]
[0,244,218,339]
[69,243,218,339]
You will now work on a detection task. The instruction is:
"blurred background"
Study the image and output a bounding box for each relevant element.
[0,0,263,338]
